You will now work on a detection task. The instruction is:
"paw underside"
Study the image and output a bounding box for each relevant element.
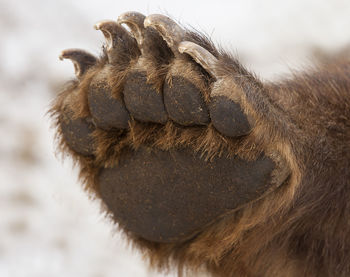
[52,12,289,243]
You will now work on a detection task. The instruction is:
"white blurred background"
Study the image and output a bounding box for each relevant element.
[1,0,350,276]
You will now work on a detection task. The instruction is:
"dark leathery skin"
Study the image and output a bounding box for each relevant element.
[60,111,95,156]
[99,146,275,243]
[209,95,252,137]
[123,71,168,124]
[88,82,130,130]
[164,76,210,126]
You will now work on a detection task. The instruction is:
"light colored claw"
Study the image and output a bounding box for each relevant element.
[178,41,219,78]
[59,49,97,78]
[94,20,127,51]
[117,11,146,46]
[144,14,185,53]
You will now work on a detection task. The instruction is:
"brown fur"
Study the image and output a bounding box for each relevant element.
[51,22,350,277]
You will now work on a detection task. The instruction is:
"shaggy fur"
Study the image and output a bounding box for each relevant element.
[51,14,350,277]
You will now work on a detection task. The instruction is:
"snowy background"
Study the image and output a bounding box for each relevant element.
[1,0,350,276]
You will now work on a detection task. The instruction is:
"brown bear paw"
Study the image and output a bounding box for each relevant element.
[51,12,290,243]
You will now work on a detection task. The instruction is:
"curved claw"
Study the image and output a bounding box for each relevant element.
[94,20,122,51]
[94,20,139,63]
[59,49,97,78]
[178,41,219,78]
[144,14,185,53]
[117,11,146,46]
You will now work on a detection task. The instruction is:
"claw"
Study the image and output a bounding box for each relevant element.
[94,20,139,63]
[59,49,97,78]
[94,20,126,51]
[178,41,218,78]
[117,11,146,46]
[144,14,185,53]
